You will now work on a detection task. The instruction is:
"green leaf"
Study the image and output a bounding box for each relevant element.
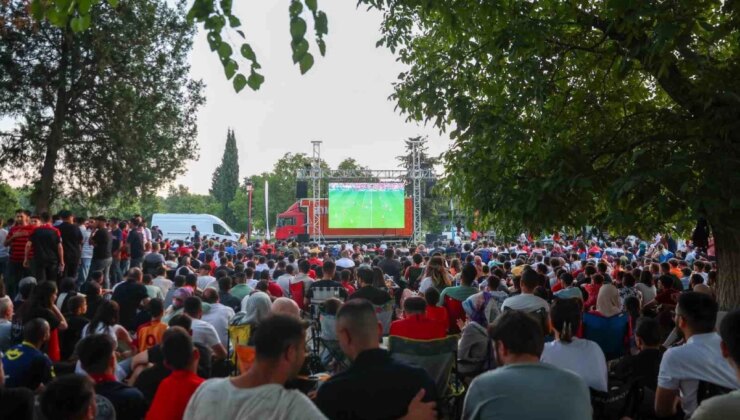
[247,71,265,90]
[240,43,256,61]
[314,11,327,35]
[207,32,221,51]
[78,0,93,14]
[698,20,713,32]
[224,60,238,80]
[289,0,303,18]
[291,39,309,63]
[317,38,326,56]
[229,15,241,28]
[299,53,314,74]
[233,74,248,93]
[30,0,45,20]
[290,17,307,40]
[305,0,317,12]
[217,42,233,61]
[70,16,85,32]
[220,0,233,14]
[108,0,119,7]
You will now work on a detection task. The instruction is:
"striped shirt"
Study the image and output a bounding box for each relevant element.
[7,224,34,262]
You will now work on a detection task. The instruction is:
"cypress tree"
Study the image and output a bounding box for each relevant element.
[210,129,240,226]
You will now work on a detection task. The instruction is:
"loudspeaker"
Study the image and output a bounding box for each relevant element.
[296,181,308,199]
[297,233,310,243]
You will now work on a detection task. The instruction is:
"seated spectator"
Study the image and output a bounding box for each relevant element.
[423,287,448,330]
[692,308,740,419]
[583,284,632,360]
[230,271,253,302]
[439,263,479,305]
[0,295,13,352]
[39,374,109,420]
[60,295,89,361]
[553,272,583,301]
[272,297,301,319]
[462,310,591,419]
[390,297,446,340]
[349,266,391,305]
[339,269,356,295]
[76,334,147,420]
[152,266,173,299]
[314,299,438,419]
[611,317,662,391]
[541,298,608,392]
[84,280,104,320]
[82,300,134,360]
[145,327,204,420]
[1,318,53,390]
[306,260,348,306]
[635,270,657,306]
[655,292,740,418]
[136,298,167,353]
[618,272,642,306]
[217,276,242,312]
[201,288,235,348]
[142,274,164,300]
[132,314,212,404]
[183,296,227,360]
[458,291,501,377]
[501,268,549,313]
[163,275,185,309]
[0,353,35,419]
[184,315,327,419]
[242,291,272,345]
[582,273,605,310]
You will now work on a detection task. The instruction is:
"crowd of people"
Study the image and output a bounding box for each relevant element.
[0,208,738,420]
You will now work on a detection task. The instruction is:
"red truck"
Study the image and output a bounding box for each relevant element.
[275,198,414,241]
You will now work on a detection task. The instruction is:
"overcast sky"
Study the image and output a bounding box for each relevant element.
[177,1,450,195]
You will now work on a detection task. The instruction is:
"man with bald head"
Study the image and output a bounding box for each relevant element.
[314,299,437,419]
[272,297,300,319]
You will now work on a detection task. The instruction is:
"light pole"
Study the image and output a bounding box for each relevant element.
[246,180,253,243]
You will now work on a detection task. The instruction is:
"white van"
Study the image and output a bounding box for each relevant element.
[150,213,240,242]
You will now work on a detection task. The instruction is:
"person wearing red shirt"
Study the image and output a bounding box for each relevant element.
[340,269,356,295]
[390,297,446,340]
[4,210,33,297]
[146,327,204,420]
[24,213,63,284]
[582,273,605,311]
[654,275,680,309]
[422,287,449,332]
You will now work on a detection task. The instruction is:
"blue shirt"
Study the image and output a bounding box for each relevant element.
[1,342,53,390]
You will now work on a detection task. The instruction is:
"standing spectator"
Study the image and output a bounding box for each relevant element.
[127,222,145,270]
[145,327,204,420]
[77,334,147,420]
[24,212,63,284]
[57,210,82,281]
[111,268,149,332]
[1,318,54,390]
[89,217,113,289]
[655,292,740,418]
[4,210,33,298]
[462,311,591,420]
[77,217,94,286]
[0,218,8,289]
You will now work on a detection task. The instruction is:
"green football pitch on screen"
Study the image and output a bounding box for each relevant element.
[328,183,405,228]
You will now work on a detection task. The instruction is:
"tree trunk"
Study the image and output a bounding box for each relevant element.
[711,223,740,311]
[34,31,71,213]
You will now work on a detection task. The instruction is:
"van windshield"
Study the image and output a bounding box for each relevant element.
[213,223,235,237]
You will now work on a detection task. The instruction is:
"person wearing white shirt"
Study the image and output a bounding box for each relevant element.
[655,292,740,418]
[501,269,550,313]
[196,265,216,290]
[152,266,174,298]
[79,220,94,284]
[201,288,235,348]
[183,296,227,360]
[541,299,608,392]
[335,250,355,270]
[276,265,296,297]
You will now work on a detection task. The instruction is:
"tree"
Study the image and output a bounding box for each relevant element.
[396,136,442,233]
[210,129,240,227]
[0,0,204,212]
[32,0,329,92]
[0,183,20,219]
[164,185,220,216]
[363,1,740,308]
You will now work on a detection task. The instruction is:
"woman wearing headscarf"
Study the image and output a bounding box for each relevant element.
[582,284,633,360]
[243,291,271,345]
[457,285,506,379]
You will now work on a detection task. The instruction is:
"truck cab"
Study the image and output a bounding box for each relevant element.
[275,202,306,241]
